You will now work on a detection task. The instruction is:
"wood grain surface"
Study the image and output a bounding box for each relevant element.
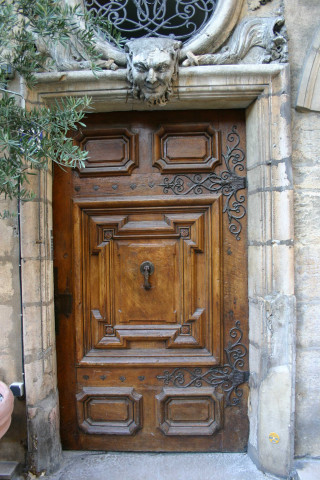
[53,109,248,452]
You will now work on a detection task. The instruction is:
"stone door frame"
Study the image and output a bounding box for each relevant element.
[21,64,295,477]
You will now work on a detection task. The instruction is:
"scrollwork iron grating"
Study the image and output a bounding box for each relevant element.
[160,125,247,240]
[157,320,249,407]
[84,0,217,42]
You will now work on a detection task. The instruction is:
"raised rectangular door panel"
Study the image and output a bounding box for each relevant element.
[76,387,142,435]
[75,196,221,361]
[153,123,220,172]
[54,110,248,452]
[156,387,223,436]
[74,127,139,176]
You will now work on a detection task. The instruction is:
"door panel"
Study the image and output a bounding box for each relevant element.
[54,110,248,452]
[76,196,221,361]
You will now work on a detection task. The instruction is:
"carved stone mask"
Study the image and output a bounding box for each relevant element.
[125,37,181,105]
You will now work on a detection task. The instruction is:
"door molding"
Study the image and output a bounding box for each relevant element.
[21,64,295,477]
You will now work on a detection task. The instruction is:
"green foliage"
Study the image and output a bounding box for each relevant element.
[0,0,123,201]
[0,93,91,199]
[0,209,17,219]
[0,0,123,87]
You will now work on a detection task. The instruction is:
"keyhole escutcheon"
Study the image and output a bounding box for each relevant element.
[140,261,155,290]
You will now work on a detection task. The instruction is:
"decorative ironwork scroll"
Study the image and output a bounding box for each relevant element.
[84,0,217,42]
[156,320,249,407]
[160,125,246,240]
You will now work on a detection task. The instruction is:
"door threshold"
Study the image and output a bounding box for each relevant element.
[23,451,279,480]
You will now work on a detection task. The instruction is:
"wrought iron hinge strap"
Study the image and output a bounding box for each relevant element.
[160,125,247,240]
[156,320,249,407]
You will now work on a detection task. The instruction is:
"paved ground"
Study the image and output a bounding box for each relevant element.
[25,452,278,480]
[294,460,320,480]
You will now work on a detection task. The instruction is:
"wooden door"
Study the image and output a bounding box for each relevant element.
[53,110,249,452]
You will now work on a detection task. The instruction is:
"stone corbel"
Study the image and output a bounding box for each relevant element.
[182,16,288,67]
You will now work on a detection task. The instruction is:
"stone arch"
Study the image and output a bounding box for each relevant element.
[296,24,320,113]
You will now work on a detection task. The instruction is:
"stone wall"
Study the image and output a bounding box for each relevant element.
[19,157,62,474]
[284,0,320,459]
[0,196,26,464]
[0,0,320,474]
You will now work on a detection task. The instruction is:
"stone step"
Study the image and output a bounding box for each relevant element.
[294,460,320,480]
[0,462,19,480]
[25,452,278,480]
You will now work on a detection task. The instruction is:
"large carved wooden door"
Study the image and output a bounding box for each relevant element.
[54,110,249,452]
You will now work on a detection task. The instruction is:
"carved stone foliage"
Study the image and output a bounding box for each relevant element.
[34,15,126,72]
[35,1,288,105]
[248,0,273,10]
[182,16,288,66]
[296,24,320,113]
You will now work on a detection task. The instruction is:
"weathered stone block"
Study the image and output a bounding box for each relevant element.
[21,259,41,304]
[0,217,18,258]
[293,164,320,191]
[295,244,320,301]
[264,294,296,368]
[272,160,292,189]
[22,305,42,357]
[248,384,259,451]
[271,95,292,162]
[272,243,295,295]
[24,358,56,406]
[249,342,263,380]
[20,200,41,259]
[26,390,62,475]
[0,305,23,384]
[294,193,320,246]
[0,263,14,302]
[292,115,320,163]
[272,190,294,242]
[285,0,320,96]
[295,349,320,457]
[246,94,270,170]
[0,305,14,357]
[258,365,294,477]
[40,303,55,354]
[296,300,320,349]
[247,164,268,192]
[247,190,272,243]
[248,245,270,296]
[248,298,265,347]
[40,259,54,305]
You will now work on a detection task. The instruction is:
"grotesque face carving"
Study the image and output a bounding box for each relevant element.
[126,38,181,105]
